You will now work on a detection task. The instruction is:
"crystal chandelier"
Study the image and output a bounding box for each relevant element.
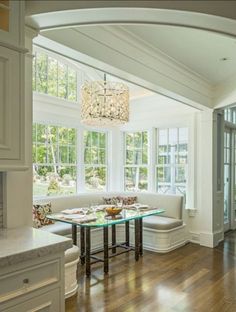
[81,74,129,126]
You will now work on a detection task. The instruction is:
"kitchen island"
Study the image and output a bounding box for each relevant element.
[0,227,72,312]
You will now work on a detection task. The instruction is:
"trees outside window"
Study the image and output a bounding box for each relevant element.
[124,131,148,191]
[84,131,107,191]
[33,50,77,102]
[33,123,77,196]
[156,128,188,196]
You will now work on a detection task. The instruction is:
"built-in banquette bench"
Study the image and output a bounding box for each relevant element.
[36,192,187,253]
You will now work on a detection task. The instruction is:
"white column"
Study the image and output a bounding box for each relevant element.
[4,27,38,228]
[186,110,215,247]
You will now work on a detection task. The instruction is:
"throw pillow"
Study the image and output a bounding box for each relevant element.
[33,202,54,228]
[103,196,119,205]
[118,196,137,205]
[103,196,137,206]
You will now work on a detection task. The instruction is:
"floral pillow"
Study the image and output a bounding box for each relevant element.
[103,196,119,205]
[118,196,137,205]
[33,202,54,228]
[103,196,137,206]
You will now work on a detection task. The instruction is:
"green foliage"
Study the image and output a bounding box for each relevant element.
[125,131,148,165]
[47,178,61,195]
[33,50,77,102]
[84,131,107,165]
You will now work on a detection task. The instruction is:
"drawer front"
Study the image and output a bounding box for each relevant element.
[4,288,61,312]
[0,260,60,304]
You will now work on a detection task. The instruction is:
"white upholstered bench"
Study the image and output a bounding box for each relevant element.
[38,192,187,253]
[64,245,79,298]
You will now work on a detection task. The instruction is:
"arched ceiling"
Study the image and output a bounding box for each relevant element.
[26,1,236,110]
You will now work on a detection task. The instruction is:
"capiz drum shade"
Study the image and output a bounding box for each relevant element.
[81,80,129,126]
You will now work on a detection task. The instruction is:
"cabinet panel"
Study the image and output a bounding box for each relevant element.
[0,0,24,48]
[0,45,25,168]
[0,259,60,303]
[4,288,61,312]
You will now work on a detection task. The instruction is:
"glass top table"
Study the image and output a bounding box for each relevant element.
[47,207,164,276]
[47,208,164,228]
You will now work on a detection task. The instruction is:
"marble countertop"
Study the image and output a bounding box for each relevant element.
[0,227,72,268]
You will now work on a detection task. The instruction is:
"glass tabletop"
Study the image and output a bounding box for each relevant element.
[46,208,165,228]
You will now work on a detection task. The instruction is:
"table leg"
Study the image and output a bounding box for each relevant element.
[80,227,85,265]
[125,221,129,246]
[112,224,116,253]
[85,227,91,277]
[72,224,77,245]
[139,218,143,256]
[104,227,109,274]
[134,219,140,261]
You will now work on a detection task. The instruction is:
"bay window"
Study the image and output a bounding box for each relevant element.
[124,131,148,191]
[156,128,188,195]
[84,131,107,191]
[33,123,77,196]
[33,49,77,102]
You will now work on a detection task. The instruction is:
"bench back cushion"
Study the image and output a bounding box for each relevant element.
[34,192,183,220]
[136,193,183,219]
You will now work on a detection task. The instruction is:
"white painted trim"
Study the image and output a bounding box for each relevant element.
[26,7,236,38]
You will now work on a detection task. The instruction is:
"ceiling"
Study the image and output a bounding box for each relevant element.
[73,24,236,85]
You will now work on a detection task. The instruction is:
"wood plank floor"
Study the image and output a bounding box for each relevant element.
[66,231,236,312]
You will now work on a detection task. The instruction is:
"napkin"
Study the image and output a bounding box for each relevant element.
[125,204,150,210]
[63,214,97,223]
[61,208,83,214]
[74,216,97,223]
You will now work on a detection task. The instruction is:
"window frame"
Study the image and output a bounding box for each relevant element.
[33,46,78,103]
[33,122,77,198]
[155,127,188,197]
[123,130,149,192]
[83,129,108,192]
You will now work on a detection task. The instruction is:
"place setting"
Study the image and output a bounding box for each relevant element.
[58,207,98,224]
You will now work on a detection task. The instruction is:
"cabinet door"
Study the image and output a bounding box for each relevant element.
[0,0,24,48]
[0,45,25,168]
[4,288,62,312]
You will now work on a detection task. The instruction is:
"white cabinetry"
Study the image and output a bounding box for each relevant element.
[0,0,26,170]
[0,253,65,312]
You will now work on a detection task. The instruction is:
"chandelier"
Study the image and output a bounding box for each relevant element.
[81,74,129,126]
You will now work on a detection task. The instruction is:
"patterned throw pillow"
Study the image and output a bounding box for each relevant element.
[33,202,54,228]
[103,196,137,206]
[103,196,119,205]
[118,196,137,205]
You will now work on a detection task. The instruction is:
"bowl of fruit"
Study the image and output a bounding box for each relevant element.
[105,206,122,217]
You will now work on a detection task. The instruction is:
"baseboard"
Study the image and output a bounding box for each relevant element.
[188,229,224,248]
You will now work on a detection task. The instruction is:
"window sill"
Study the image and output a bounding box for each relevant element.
[185,208,197,217]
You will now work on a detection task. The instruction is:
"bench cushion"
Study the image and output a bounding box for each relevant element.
[143,216,183,230]
[40,222,72,236]
[65,245,80,264]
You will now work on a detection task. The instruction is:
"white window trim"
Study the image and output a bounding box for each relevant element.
[83,129,109,193]
[122,130,150,192]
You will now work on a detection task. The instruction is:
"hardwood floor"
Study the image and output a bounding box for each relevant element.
[66,231,236,312]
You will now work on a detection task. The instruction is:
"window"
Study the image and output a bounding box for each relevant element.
[33,50,77,102]
[84,131,107,191]
[124,131,148,191]
[156,128,188,195]
[33,123,77,196]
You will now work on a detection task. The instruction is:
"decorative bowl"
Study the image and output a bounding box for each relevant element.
[105,206,122,216]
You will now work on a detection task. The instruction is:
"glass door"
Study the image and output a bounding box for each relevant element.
[231,130,236,229]
[224,129,231,231]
